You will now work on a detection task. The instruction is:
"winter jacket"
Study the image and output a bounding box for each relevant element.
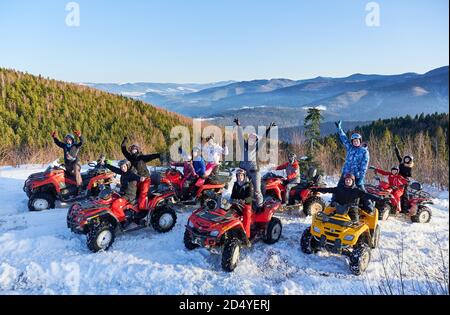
[202,143,229,164]
[395,146,413,178]
[276,161,300,182]
[231,180,254,205]
[121,142,160,177]
[237,126,271,171]
[170,161,197,179]
[338,127,370,181]
[53,136,84,166]
[193,157,206,178]
[374,168,409,188]
[105,164,141,202]
[312,184,383,207]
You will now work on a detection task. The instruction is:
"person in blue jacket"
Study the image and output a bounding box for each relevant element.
[192,146,206,178]
[335,120,370,190]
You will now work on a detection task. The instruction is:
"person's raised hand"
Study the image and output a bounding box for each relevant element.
[74,130,81,137]
[51,131,57,138]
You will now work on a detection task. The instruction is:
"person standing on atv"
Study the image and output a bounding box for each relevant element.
[202,134,229,183]
[103,160,144,225]
[394,144,415,209]
[335,121,369,190]
[121,137,161,210]
[273,152,301,205]
[230,169,254,238]
[234,118,277,209]
[310,174,384,222]
[51,130,84,195]
[370,165,409,213]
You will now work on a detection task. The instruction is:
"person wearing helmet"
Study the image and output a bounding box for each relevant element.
[394,144,415,209]
[51,130,84,195]
[335,121,370,190]
[121,137,161,210]
[103,159,144,224]
[370,165,409,213]
[310,174,383,222]
[230,169,254,238]
[273,152,301,205]
[235,118,277,209]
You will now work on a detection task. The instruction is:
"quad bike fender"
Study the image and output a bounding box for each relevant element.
[195,184,224,197]
[148,191,176,210]
[300,188,312,202]
[311,218,370,247]
[84,210,119,229]
[264,183,283,201]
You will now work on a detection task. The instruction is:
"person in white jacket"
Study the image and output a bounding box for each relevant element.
[202,134,229,183]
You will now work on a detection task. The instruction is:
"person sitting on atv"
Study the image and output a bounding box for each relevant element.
[51,130,84,195]
[335,121,370,190]
[273,152,301,205]
[234,118,276,210]
[310,174,383,222]
[370,165,409,213]
[394,144,414,209]
[192,146,206,178]
[103,159,144,226]
[230,169,254,238]
[170,151,198,199]
[121,137,161,210]
[202,134,229,184]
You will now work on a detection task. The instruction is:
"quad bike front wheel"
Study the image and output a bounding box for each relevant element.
[303,196,325,217]
[28,192,56,211]
[221,238,241,272]
[86,223,116,253]
[378,202,392,221]
[411,206,432,224]
[370,225,381,249]
[349,244,371,275]
[151,205,177,233]
[300,228,319,254]
[183,229,199,250]
[263,217,282,244]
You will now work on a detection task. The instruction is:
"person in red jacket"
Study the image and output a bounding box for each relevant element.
[370,165,409,213]
[273,152,300,205]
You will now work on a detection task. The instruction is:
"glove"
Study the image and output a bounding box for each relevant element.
[335,120,342,130]
[122,136,128,145]
[51,131,57,138]
[74,130,81,137]
[233,118,240,126]
[369,166,376,170]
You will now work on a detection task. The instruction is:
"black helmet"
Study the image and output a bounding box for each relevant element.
[129,144,140,153]
[404,155,414,163]
[65,134,75,142]
[118,159,131,169]
[236,168,247,178]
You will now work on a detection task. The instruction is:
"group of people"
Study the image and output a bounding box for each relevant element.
[52,117,415,227]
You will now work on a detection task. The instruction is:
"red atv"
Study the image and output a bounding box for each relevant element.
[159,166,229,206]
[262,169,325,216]
[24,158,115,211]
[67,184,178,252]
[184,198,283,272]
[366,178,433,223]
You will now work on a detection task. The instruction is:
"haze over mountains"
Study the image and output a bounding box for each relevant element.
[86,66,449,127]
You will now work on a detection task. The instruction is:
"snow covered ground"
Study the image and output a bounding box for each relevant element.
[0,164,448,295]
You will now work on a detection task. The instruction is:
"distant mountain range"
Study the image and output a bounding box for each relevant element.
[84,66,449,126]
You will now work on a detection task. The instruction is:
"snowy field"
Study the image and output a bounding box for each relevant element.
[0,164,448,295]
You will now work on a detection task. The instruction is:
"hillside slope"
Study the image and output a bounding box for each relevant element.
[0,68,191,164]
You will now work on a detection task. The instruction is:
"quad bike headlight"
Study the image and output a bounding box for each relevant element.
[344,235,354,241]
[313,226,321,233]
[210,230,219,237]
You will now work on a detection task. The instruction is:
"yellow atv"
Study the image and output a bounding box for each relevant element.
[300,203,380,275]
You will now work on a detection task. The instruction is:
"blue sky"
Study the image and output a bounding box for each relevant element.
[0,0,448,83]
